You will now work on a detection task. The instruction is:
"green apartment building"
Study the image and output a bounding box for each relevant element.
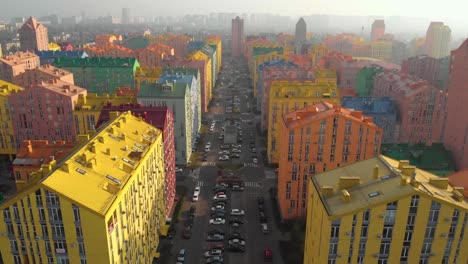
[54,57,140,95]
[355,64,384,96]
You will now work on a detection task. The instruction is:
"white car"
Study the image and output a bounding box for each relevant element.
[209,218,226,225]
[219,150,230,155]
[230,209,245,216]
[175,167,183,173]
[253,158,258,164]
[194,186,201,194]
[218,155,230,161]
[204,249,223,258]
[214,194,227,200]
[192,194,199,202]
[232,149,242,153]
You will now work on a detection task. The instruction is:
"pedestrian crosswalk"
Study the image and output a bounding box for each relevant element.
[201,162,217,166]
[196,181,205,187]
[243,163,258,167]
[244,181,262,188]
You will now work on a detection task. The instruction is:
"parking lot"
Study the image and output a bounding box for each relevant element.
[168,57,283,264]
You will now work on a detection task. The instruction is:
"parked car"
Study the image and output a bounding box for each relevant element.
[211,212,226,218]
[220,144,230,149]
[213,194,227,201]
[230,209,245,216]
[175,167,183,173]
[261,223,269,234]
[257,196,265,204]
[212,201,227,207]
[259,212,268,223]
[230,154,240,159]
[192,194,199,202]
[206,234,224,242]
[228,238,246,246]
[264,248,273,261]
[177,249,186,262]
[253,158,258,164]
[206,256,224,263]
[232,184,244,191]
[207,229,225,236]
[204,249,223,258]
[211,204,225,211]
[183,227,192,239]
[210,218,226,225]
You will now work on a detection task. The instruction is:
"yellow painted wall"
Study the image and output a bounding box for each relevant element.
[0,80,24,156]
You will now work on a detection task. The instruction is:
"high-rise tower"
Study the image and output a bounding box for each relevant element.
[231,16,244,57]
[295,17,307,53]
[425,22,451,59]
[122,8,131,24]
[19,17,49,51]
[371,19,385,41]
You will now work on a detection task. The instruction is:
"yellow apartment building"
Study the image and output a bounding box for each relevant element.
[0,80,24,158]
[0,111,167,264]
[267,79,339,163]
[188,50,212,102]
[253,51,285,96]
[134,67,163,89]
[304,156,468,264]
[73,93,136,135]
[371,41,393,61]
[205,37,222,73]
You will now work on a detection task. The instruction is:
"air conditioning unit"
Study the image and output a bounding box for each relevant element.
[440,233,447,237]
[376,234,382,238]
[345,232,351,236]
[444,217,451,222]
[373,254,379,258]
[336,253,342,258]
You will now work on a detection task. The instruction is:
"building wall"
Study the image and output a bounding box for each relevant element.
[355,66,384,96]
[231,17,244,57]
[137,97,191,165]
[425,22,451,59]
[0,81,24,156]
[134,67,163,89]
[278,108,382,219]
[401,55,450,90]
[444,39,468,170]
[373,71,441,145]
[305,185,468,264]
[267,81,340,164]
[0,52,41,82]
[188,52,212,111]
[19,18,49,52]
[9,84,85,145]
[12,66,74,88]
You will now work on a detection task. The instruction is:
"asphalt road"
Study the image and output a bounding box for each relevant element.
[169,57,283,264]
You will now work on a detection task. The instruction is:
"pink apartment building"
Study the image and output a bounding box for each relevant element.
[9,79,87,146]
[0,52,40,82]
[136,43,174,67]
[13,64,74,88]
[444,39,468,169]
[401,55,450,90]
[337,59,400,90]
[19,17,49,52]
[373,70,443,145]
[231,16,245,57]
[166,35,191,57]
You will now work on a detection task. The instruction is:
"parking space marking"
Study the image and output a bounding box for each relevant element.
[244,181,261,188]
[243,163,258,167]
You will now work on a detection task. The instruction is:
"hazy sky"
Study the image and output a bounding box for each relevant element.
[0,0,466,22]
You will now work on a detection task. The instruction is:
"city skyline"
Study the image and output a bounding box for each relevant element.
[0,0,466,24]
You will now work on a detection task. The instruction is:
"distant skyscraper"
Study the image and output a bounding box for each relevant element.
[122,8,131,24]
[19,17,49,51]
[295,17,307,53]
[371,19,385,41]
[444,39,468,169]
[425,22,451,59]
[231,16,244,57]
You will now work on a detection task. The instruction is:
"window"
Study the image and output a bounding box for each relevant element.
[72,205,80,222]
[329,243,338,255]
[379,243,391,255]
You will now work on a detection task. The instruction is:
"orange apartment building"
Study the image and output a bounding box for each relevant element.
[0,52,40,82]
[84,43,135,58]
[277,102,382,219]
[12,140,76,190]
[95,34,123,46]
[12,64,74,87]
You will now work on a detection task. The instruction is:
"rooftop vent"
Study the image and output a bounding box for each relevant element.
[321,186,334,196]
[429,178,449,189]
[339,177,361,190]
[341,189,351,202]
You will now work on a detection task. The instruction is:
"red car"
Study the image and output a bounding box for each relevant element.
[264,248,272,261]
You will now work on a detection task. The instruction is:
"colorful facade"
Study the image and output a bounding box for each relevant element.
[0,112,167,264]
[278,102,382,219]
[267,79,340,163]
[252,51,285,96]
[304,156,468,264]
[341,96,398,143]
[9,80,87,145]
[137,81,192,165]
[12,140,76,190]
[355,65,384,96]
[158,73,201,150]
[206,35,223,72]
[0,52,41,82]
[47,43,61,51]
[73,93,136,135]
[0,80,24,156]
[370,41,393,61]
[134,67,163,89]
[54,57,140,95]
[187,51,212,112]
[19,17,49,51]
[374,70,443,145]
[84,44,135,58]
[97,106,176,218]
[401,55,450,90]
[12,64,74,88]
[35,50,88,65]
[444,39,468,170]
[136,43,174,67]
